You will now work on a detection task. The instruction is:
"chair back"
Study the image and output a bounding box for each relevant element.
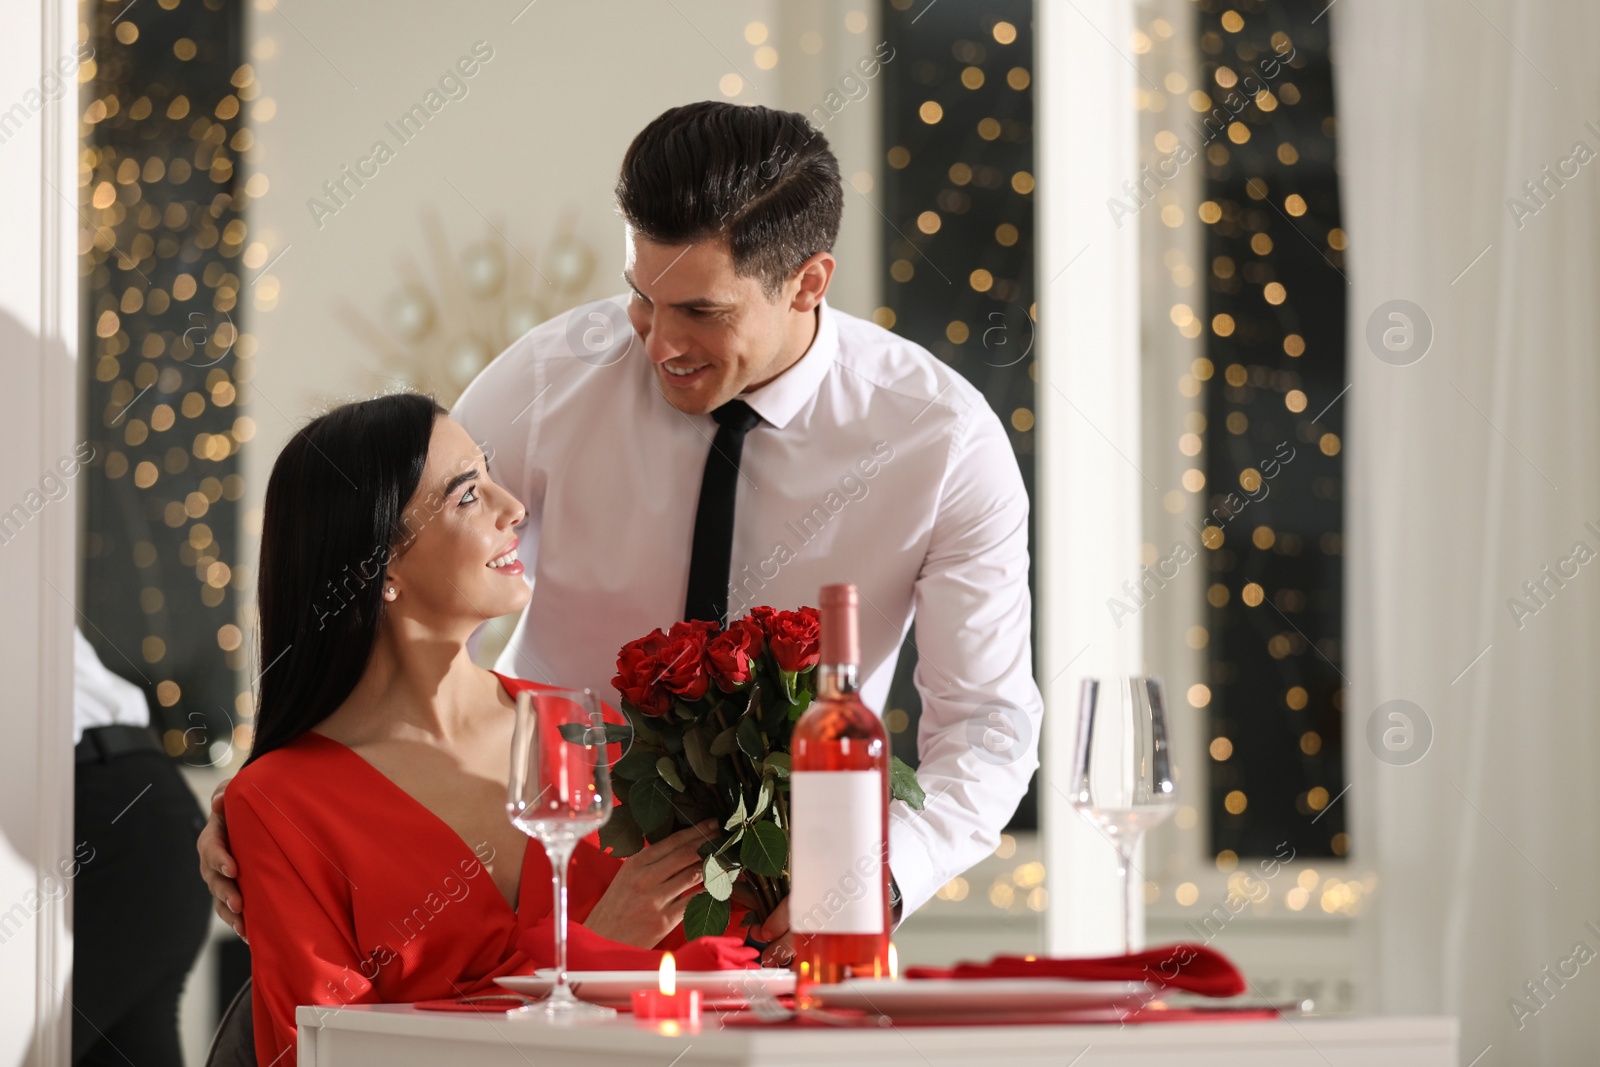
[203,978,255,1067]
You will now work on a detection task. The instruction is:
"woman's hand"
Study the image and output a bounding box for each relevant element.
[756,899,793,965]
[583,821,717,948]
[197,778,247,940]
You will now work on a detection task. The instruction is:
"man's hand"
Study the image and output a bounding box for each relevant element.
[197,778,246,940]
[756,899,793,966]
[584,821,715,948]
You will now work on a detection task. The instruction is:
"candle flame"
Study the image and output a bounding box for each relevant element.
[888,942,899,980]
[659,951,676,996]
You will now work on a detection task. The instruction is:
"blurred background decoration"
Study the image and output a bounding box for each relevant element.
[337,209,600,405]
[876,0,1040,833]
[79,0,253,772]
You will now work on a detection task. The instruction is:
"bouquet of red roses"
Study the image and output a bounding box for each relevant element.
[607,606,924,939]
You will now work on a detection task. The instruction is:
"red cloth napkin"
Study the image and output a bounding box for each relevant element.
[516,919,759,972]
[903,942,1246,998]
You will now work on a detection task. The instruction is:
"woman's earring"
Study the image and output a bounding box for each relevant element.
[384,586,397,601]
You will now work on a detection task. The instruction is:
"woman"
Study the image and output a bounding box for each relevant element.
[227,394,710,1066]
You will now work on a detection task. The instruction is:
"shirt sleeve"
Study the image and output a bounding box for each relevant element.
[888,404,1044,918]
[227,782,377,1067]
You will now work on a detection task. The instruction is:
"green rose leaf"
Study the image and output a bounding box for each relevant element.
[724,794,747,831]
[682,725,720,784]
[709,726,739,757]
[597,802,644,858]
[763,753,791,778]
[683,892,731,941]
[656,757,686,793]
[890,756,926,811]
[702,852,737,902]
[753,773,774,819]
[629,776,674,835]
[715,826,744,855]
[736,716,764,760]
[740,819,788,879]
[779,668,799,704]
[556,722,608,746]
[619,702,661,747]
[612,744,660,781]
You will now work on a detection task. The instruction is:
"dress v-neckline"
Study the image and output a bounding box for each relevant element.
[304,673,532,918]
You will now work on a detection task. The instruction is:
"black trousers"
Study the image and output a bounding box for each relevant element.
[73,744,212,1066]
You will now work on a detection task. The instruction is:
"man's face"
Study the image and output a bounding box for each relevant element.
[623,231,793,416]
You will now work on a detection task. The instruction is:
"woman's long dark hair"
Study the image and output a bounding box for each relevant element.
[244,393,446,764]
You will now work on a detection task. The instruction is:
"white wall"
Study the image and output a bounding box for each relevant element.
[0,0,80,1059]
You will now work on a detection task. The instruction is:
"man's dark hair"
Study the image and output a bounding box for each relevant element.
[616,101,842,296]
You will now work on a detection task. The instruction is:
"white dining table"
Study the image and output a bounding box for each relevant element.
[297,1004,1458,1066]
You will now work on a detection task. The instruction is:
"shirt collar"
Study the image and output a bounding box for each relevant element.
[738,298,839,430]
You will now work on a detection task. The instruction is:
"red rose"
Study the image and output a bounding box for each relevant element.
[612,629,671,716]
[658,624,713,700]
[707,617,763,691]
[768,608,821,673]
[746,606,780,637]
[667,619,720,641]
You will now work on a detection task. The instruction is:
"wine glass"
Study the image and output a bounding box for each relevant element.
[506,687,614,1021]
[1069,676,1177,955]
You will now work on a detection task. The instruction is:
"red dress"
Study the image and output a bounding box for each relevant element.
[226,672,625,1067]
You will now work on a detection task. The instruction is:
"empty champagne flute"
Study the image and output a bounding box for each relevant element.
[506,687,614,1021]
[1070,676,1177,955]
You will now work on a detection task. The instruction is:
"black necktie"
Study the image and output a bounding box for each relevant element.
[684,399,763,624]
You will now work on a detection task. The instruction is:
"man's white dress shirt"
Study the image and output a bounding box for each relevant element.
[454,297,1043,916]
[75,627,151,745]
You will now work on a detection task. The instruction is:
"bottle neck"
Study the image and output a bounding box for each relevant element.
[817,663,859,699]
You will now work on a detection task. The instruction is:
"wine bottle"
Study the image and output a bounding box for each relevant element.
[789,582,891,997]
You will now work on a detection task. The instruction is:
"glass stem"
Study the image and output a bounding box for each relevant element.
[1117,835,1138,956]
[548,838,576,993]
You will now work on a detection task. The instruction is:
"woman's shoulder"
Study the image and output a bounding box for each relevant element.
[226,733,346,813]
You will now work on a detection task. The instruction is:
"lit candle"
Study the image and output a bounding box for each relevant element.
[631,952,701,1024]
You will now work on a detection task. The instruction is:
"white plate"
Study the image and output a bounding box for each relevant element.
[495,968,795,1006]
[810,978,1153,1016]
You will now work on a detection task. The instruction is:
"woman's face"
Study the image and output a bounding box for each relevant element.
[384,416,529,629]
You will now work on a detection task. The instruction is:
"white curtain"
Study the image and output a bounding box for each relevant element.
[1336,1,1600,1060]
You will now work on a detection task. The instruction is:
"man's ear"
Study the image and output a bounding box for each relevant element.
[788,252,835,313]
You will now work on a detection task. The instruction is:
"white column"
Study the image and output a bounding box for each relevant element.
[1036,0,1146,955]
[0,0,80,1059]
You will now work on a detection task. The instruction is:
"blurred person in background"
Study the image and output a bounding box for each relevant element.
[73,628,211,1065]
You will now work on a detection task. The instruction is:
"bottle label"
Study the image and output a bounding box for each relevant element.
[788,770,885,936]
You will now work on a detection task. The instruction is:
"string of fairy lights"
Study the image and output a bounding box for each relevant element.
[1180,0,1349,868]
[81,0,267,764]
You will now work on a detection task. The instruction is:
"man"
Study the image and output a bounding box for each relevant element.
[200,101,1042,955]
[75,629,211,1065]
